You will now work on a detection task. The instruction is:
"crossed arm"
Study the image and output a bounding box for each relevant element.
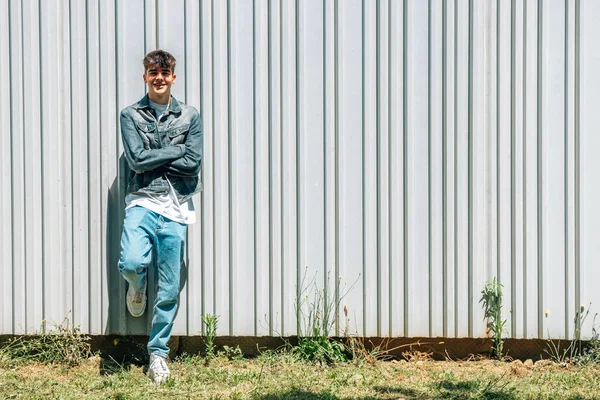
[120,110,203,177]
[158,112,203,177]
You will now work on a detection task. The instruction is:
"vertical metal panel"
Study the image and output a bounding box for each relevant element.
[8,0,26,335]
[254,0,270,336]
[337,0,364,336]
[298,0,326,334]
[1,0,598,340]
[564,0,577,339]
[470,0,488,337]
[405,0,430,338]
[523,0,540,339]
[430,0,444,338]
[268,0,283,336]
[497,0,512,338]
[23,0,44,334]
[70,0,90,334]
[363,0,377,337]
[211,0,230,336]
[229,0,255,336]
[389,0,405,337]
[323,0,337,337]
[541,0,567,339]
[454,0,470,339]
[184,0,204,337]
[0,0,13,334]
[280,0,298,337]
[580,0,600,337]
[512,0,525,339]
[443,0,456,339]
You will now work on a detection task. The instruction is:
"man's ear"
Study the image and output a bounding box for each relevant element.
[172,73,177,84]
[143,73,148,83]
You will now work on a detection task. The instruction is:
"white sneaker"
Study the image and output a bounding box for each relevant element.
[148,354,170,384]
[126,280,147,317]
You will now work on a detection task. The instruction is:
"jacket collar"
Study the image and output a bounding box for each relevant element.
[134,94,182,114]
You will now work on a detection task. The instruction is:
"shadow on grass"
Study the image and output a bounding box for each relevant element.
[374,379,519,400]
[98,336,148,376]
[373,385,430,399]
[257,388,386,400]
[99,357,134,375]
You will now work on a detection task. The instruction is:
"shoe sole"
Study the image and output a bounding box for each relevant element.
[126,286,147,317]
[126,303,146,317]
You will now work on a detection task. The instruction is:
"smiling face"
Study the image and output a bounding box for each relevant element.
[143,66,176,104]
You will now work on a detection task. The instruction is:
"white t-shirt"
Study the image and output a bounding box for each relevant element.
[125,99,196,225]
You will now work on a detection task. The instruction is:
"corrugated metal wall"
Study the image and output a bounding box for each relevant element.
[1,0,599,340]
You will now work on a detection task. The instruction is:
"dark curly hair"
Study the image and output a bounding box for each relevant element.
[143,50,176,72]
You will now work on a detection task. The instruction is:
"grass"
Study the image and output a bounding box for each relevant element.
[0,318,92,368]
[2,353,600,399]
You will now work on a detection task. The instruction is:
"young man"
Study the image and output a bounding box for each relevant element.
[117,49,202,384]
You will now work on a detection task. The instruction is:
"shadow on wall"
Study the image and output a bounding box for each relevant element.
[104,153,189,339]
[105,154,129,335]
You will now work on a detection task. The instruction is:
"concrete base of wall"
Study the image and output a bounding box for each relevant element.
[90,335,557,362]
[0,334,565,363]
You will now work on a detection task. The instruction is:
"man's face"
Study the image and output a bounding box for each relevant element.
[143,66,176,100]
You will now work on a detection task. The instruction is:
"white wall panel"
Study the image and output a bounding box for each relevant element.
[580,0,600,338]
[0,0,13,334]
[1,0,597,340]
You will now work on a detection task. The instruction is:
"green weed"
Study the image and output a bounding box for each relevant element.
[220,345,244,361]
[480,277,507,359]
[0,318,92,367]
[201,313,218,359]
[292,269,358,364]
[575,315,600,365]
[544,303,597,364]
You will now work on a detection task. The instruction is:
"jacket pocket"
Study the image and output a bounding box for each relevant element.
[168,124,190,138]
[136,122,156,149]
[168,124,190,145]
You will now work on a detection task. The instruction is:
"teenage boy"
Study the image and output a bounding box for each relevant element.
[117,49,202,384]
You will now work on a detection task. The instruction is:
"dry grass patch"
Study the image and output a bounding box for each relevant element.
[1,354,600,399]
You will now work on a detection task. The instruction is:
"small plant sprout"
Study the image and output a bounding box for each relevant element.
[201,314,219,360]
[480,277,507,360]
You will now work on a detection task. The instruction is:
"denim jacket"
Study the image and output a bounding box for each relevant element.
[120,94,203,204]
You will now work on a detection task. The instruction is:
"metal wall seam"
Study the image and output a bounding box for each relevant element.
[573,0,581,337]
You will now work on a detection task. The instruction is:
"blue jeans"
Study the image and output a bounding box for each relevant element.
[117,205,187,357]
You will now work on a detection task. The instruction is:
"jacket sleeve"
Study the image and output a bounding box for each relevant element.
[120,110,186,173]
[160,112,203,177]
